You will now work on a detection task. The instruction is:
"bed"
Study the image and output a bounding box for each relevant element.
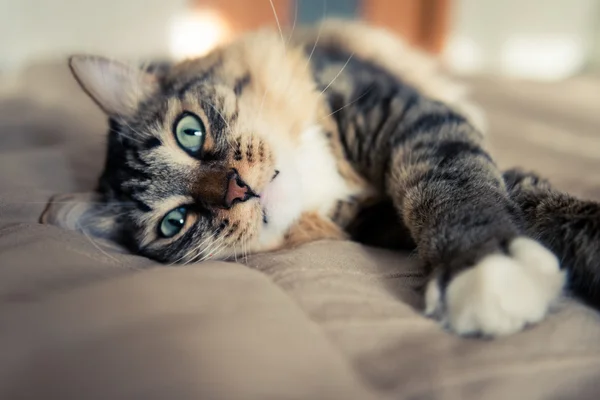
[1,62,600,399]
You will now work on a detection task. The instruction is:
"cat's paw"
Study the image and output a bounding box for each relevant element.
[425,237,565,337]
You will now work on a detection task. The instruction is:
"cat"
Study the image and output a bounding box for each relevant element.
[41,19,600,337]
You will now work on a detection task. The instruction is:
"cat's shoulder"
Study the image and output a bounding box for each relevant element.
[291,19,486,133]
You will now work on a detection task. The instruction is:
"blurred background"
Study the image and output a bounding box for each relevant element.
[0,0,599,195]
[1,0,600,80]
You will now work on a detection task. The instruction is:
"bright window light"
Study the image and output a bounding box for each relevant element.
[444,35,484,75]
[500,35,585,81]
[169,9,231,60]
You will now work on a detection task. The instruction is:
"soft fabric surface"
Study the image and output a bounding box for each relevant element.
[1,64,600,399]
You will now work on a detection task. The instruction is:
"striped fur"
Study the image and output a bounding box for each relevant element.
[504,169,600,309]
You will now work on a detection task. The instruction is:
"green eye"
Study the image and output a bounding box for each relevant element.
[174,113,206,155]
[159,207,187,238]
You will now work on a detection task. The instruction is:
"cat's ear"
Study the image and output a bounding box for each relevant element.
[69,55,158,117]
[40,192,121,241]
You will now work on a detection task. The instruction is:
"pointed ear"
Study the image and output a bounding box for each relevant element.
[40,192,121,241]
[69,55,158,117]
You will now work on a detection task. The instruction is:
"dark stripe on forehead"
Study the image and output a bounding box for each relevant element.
[177,78,205,99]
[203,97,228,133]
[133,95,169,130]
[131,196,152,213]
[174,57,224,98]
[152,99,170,126]
[233,73,251,96]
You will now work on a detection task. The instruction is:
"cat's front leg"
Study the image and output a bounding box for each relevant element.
[318,54,565,335]
[382,109,565,336]
[503,168,600,309]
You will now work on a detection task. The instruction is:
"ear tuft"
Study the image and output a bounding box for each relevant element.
[40,192,120,240]
[69,55,158,117]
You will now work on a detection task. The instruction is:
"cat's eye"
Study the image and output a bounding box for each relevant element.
[174,113,206,156]
[159,206,187,238]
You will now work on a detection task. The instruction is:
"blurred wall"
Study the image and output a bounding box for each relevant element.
[0,0,187,71]
[2,0,600,80]
[445,0,600,79]
[590,6,600,70]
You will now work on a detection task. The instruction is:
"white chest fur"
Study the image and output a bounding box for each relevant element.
[257,125,358,248]
[295,125,357,215]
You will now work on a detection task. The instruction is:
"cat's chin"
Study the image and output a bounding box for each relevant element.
[257,167,304,246]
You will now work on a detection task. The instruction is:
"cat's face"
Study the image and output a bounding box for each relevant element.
[43,31,324,263]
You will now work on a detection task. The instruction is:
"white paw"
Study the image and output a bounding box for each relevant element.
[425,237,565,337]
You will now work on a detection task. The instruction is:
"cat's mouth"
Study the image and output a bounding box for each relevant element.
[255,163,304,245]
[259,169,281,225]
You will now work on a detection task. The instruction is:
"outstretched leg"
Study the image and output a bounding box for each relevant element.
[504,169,600,308]
[382,102,565,336]
[315,47,565,336]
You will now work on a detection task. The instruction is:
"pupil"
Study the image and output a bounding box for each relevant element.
[184,128,200,136]
[168,217,184,227]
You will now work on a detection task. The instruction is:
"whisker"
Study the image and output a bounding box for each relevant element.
[204,101,231,131]
[199,240,228,262]
[16,200,135,205]
[173,231,218,266]
[241,233,249,262]
[73,209,132,232]
[304,1,327,71]
[254,0,293,128]
[119,119,149,143]
[77,220,121,264]
[203,100,236,147]
[193,236,226,264]
[210,242,229,261]
[318,85,374,121]
[173,239,206,266]
[109,126,144,145]
[286,0,298,44]
[255,88,269,127]
[106,127,143,144]
[187,233,226,264]
[318,52,354,97]
[268,0,285,47]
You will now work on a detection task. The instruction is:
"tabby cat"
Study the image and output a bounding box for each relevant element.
[42,20,600,337]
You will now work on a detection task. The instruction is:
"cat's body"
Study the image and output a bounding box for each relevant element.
[42,20,600,337]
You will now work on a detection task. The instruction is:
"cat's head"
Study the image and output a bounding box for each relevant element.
[42,30,323,263]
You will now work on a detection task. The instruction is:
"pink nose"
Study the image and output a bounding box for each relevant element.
[224,171,255,208]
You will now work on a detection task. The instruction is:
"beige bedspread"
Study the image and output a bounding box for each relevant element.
[1,64,600,399]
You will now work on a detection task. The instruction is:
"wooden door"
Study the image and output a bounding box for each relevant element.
[362,0,451,54]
